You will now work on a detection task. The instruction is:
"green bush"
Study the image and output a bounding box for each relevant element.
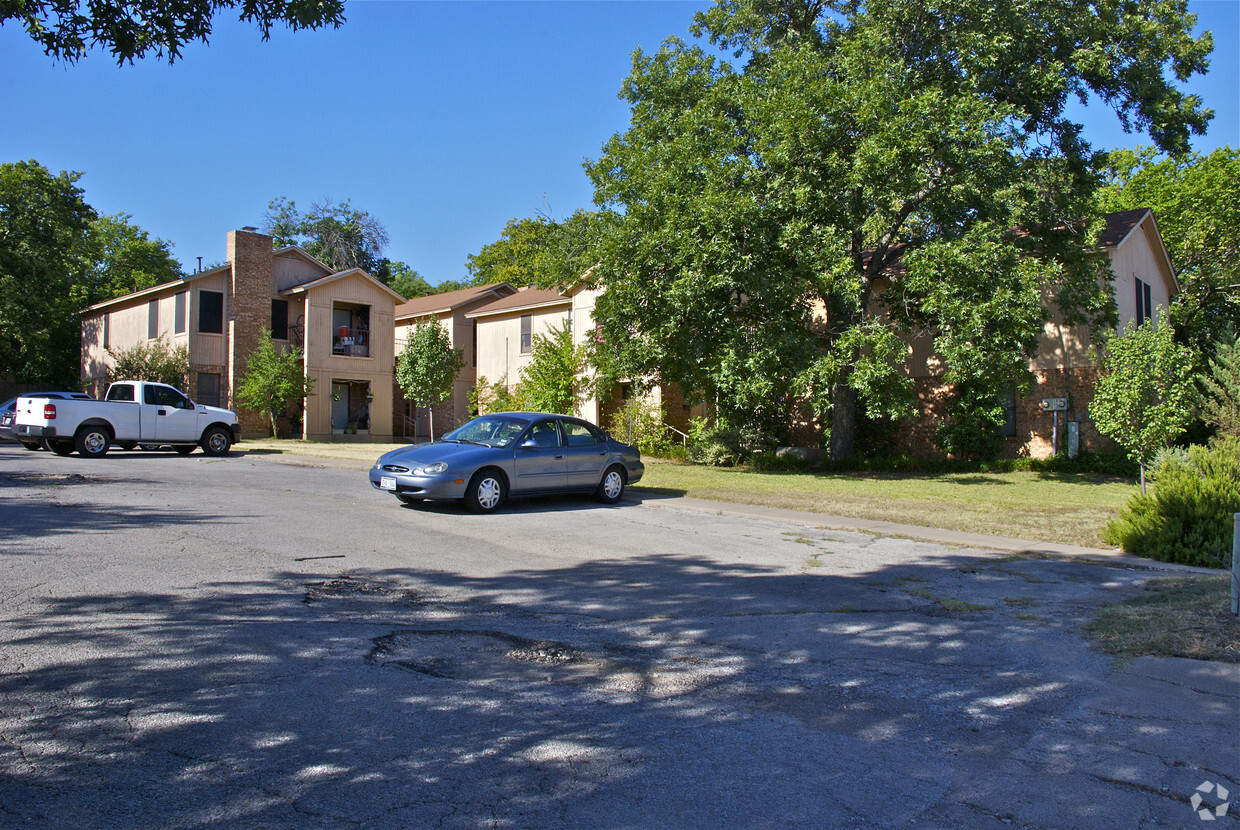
[688,425,773,467]
[608,398,680,457]
[1103,438,1240,568]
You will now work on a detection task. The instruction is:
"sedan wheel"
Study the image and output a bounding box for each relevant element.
[465,469,506,514]
[596,466,626,504]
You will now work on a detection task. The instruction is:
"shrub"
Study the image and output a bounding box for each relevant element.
[608,398,678,456]
[1103,438,1240,568]
[688,424,772,467]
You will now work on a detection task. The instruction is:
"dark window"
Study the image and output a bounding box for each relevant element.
[998,390,1017,437]
[472,320,478,368]
[174,292,186,334]
[199,290,223,333]
[271,299,289,340]
[106,384,134,402]
[147,299,159,339]
[102,314,110,348]
[1135,278,1153,326]
[197,373,221,407]
[520,314,532,354]
[563,421,603,447]
[527,419,561,448]
[144,385,189,408]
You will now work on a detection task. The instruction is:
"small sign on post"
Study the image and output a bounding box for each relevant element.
[1041,398,1068,455]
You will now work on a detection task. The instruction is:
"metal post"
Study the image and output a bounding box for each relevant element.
[1231,514,1239,617]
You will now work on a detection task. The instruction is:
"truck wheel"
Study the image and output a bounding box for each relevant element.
[200,427,232,457]
[47,439,74,456]
[174,445,195,456]
[75,426,111,458]
[19,441,41,451]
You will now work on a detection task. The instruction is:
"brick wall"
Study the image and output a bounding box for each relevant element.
[227,229,275,436]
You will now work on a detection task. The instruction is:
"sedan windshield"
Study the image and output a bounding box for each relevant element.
[443,416,528,448]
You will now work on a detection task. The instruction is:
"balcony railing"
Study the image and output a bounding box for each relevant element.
[332,327,370,357]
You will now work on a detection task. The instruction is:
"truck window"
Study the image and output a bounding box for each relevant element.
[106,385,135,402]
[144,386,189,408]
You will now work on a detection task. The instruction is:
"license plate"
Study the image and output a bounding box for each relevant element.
[380,476,396,491]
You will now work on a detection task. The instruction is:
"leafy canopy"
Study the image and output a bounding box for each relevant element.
[465,211,609,290]
[106,334,189,389]
[586,0,1212,458]
[396,317,465,440]
[88,213,183,305]
[236,328,315,437]
[265,197,389,274]
[0,160,96,386]
[8,0,345,65]
[1089,321,1195,491]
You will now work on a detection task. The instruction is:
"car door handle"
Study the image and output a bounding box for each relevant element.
[157,409,167,416]
[555,454,564,459]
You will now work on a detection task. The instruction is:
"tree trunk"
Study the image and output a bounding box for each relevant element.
[829,382,857,460]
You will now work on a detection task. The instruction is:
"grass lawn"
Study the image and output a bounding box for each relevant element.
[634,459,1135,548]
[1086,575,1240,663]
[243,438,1136,548]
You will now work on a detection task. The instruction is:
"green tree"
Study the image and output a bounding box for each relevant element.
[88,213,183,304]
[586,0,1212,458]
[1089,321,1196,494]
[1098,146,1240,361]
[376,261,434,300]
[466,211,607,289]
[236,329,315,437]
[106,334,189,388]
[264,197,389,273]
[1197,329,1240,440]
[396,317,465,441]
[518,326,588,415]
[0,159,96,386]
[7,0,345,65]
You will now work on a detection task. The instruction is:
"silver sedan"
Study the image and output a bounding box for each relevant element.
[369,412,645,512]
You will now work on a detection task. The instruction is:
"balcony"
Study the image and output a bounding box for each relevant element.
[332,326,370,357]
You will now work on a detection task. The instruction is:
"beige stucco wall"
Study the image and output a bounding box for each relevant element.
[1109,220,1176,330]
[301,275,397,440]
[474,304,570,390]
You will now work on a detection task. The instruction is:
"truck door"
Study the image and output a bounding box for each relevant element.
[144,385,200,442]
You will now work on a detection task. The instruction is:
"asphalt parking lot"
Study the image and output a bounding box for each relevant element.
[0,444,1236,828]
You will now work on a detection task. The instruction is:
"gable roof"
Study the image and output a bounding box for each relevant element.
[394,282,516,321]
[82,263,230,314]
[1097,208,1151,249]
[279,267,407,303]
[465,287,571,319]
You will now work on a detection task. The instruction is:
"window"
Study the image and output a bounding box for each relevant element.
[199,290,224,333]
[197,373,221,407]
[106,384,134,402]
[144,385,189,408]
[271,299,289,340]
[147,299,159,339]
[472,320,478,368]
[998,390,1017,438]
[102,314,110,348]
[174,292,186,334]
[527,419,561,448]
[563,421,603,447]
[1135,278,1153,326]
[520,314,532,354]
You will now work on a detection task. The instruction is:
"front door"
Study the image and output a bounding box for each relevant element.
[511,418,567,493]
[331,383,350,431]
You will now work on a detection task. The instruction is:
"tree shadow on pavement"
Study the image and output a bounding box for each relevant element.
[1,543,1235,829]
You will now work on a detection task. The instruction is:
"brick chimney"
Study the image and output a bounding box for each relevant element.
[227,227,274,435]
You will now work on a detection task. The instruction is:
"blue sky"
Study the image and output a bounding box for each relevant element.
[1,0,1236,285]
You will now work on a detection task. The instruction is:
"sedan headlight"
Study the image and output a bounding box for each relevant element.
[415,462,449,475]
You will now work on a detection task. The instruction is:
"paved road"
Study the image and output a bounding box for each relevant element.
[1,444,1236,828]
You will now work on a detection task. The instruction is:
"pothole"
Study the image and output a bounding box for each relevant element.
[367,629,597,682]
[304,577,427,606]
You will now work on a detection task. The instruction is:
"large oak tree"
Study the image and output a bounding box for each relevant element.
[586,0,1213,458]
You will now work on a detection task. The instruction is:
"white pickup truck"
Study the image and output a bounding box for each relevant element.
[14,380,241,458]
